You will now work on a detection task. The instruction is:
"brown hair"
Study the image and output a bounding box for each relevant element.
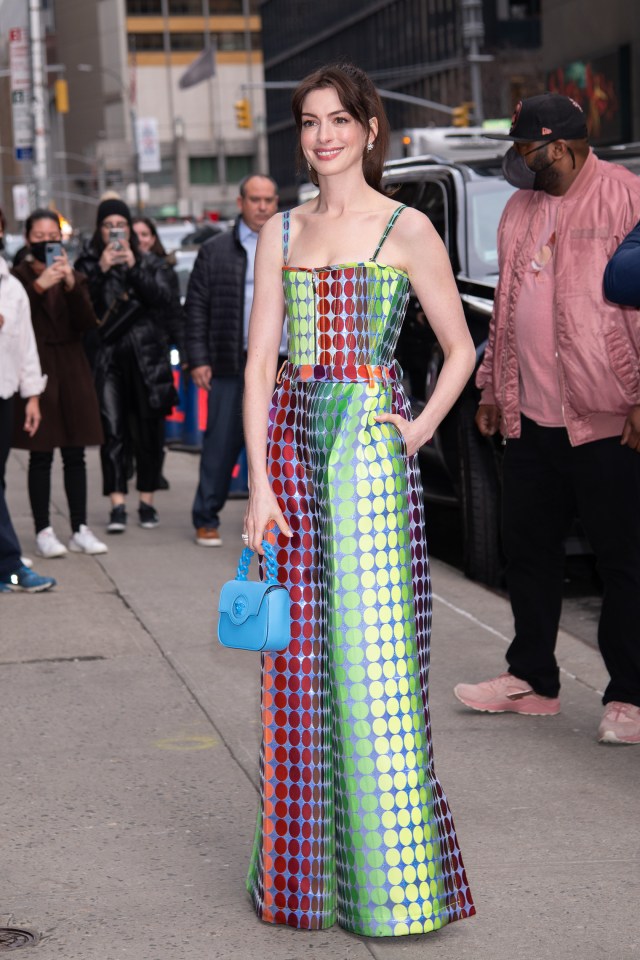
[291,62,389,194]
[133,217,166,257]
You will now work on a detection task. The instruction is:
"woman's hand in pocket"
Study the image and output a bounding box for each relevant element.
[375,412,423,457]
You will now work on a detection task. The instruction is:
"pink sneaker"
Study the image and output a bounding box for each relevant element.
[454,672,561,716]
[598,701,640,744]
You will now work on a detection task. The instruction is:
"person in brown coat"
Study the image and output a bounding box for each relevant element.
[11,209,107,557]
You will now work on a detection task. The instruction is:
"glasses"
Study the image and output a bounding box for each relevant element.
[102,221,128,230]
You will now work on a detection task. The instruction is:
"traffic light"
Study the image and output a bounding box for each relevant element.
[234,98,252,129]
[55,78,69,114]
[452,102,473,127]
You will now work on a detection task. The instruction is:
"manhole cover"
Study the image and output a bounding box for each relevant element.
[0,928,39,951]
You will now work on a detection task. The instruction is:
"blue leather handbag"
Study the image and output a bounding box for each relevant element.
[217,541,290,652]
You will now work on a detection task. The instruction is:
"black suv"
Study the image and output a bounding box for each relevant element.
[385,145,640,588]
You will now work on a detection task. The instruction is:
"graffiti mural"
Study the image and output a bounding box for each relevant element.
[547,48,630,144]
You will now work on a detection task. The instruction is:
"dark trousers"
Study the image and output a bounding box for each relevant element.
[28,447,87,534]
[192,375,244,530]
[98,342,164,496]
[0,397,22,575]
[503,415,640,707]
[0,395,12,492]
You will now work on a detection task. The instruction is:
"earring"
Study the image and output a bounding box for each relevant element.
[367,142,374,153]
[306,160,312,171]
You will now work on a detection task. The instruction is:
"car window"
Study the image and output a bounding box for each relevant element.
[415,181,448,245]
[389,179,448,247]
[465,180,517,278]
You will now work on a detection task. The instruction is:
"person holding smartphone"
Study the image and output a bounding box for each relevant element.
[11,209,107,558]
[75,198,177,533]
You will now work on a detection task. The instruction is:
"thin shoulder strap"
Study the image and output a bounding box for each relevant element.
[372,204,407,261]
[282,210,291,265]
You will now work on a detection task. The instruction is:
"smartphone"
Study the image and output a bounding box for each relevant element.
[45,242,63,267]
[109,228,127,251]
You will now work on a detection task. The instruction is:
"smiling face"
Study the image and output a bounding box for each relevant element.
[300,86,376,180]
[133,220,155,254]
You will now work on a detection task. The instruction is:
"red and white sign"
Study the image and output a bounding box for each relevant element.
[9,27,33,161]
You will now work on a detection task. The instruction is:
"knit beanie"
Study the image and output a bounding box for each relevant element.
[96,197,133,228]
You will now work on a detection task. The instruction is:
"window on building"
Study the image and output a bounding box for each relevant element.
[496,0,540,18]
[128,31,259,53]
[169,0,255,11]
[226,155,254,182]
[126,0,162,13]
[145,156,175,189]
[217,32,261,51]
[127,0,260,13]
[189,156,219,185]
[129,33,164,51]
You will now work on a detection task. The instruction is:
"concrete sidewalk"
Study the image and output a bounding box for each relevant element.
[1,447,638,960]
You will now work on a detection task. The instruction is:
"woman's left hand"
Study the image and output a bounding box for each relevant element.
[24,397,41,437]
[375,412,427,458]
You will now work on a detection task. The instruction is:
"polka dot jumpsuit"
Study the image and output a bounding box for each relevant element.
[247,206,475,938]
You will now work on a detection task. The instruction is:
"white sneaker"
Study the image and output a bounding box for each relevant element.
[20,556,33,568]
[68,525,109,555]
[35,526,68,558]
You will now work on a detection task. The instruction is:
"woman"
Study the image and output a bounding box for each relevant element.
[75,199,177,533]
[132,217,186,490]
[242,63,477,938]
[0,218,56,592]
[12,209,107,558]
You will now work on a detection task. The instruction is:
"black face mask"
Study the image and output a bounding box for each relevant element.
[502,143,558,191]
[29,241,49,264]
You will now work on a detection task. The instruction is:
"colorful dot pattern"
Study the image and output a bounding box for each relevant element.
[246,210,475,938]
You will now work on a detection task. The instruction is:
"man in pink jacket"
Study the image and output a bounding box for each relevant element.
[453,94,640,744]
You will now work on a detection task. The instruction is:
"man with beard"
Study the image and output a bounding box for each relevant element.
[453,94,640,744]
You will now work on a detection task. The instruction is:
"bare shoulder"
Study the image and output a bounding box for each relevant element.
[260,211,285,242]
[394,205,440,245]
[256,212,285,259]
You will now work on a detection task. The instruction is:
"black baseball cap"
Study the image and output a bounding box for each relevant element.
[483,93,588,143]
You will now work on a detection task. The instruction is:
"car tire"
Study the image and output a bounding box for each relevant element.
[456,396,503,587]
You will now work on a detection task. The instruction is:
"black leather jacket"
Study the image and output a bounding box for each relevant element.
[75,244,178,413]
[184,217,247,376]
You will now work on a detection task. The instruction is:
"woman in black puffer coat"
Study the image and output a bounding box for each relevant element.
[75,198,177,533]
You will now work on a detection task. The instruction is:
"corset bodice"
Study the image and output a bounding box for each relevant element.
[283,262,410,370]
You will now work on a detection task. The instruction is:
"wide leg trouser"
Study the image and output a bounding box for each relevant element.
[247,374,474,937]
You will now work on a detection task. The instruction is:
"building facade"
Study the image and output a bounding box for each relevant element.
[261,0,542,202]
[0,0,266,230]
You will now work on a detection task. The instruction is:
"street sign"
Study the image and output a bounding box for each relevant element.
[9,27,33,163]
[136,117,162,173]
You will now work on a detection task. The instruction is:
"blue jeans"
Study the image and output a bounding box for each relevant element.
[0,397,22,576]
[192,376,244,531]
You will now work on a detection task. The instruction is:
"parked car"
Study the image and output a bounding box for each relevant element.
[156,220,196,253]
[385,143,640,587]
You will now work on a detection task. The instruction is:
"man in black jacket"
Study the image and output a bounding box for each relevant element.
[185,175,279,546]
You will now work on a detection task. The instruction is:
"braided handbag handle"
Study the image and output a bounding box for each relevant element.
[235,540,279,585]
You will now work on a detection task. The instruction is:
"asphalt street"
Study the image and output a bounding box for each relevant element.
[1,447,638,960]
